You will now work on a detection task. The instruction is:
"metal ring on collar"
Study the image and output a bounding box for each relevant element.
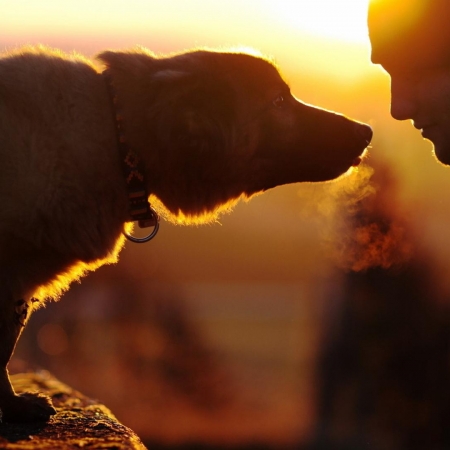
[123,221,160,243]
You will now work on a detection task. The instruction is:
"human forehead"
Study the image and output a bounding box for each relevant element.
[368,0,450,73]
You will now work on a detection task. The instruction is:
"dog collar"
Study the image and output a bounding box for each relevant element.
[103,70,160,243]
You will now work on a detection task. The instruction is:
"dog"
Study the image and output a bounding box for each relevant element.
[0,45,372,422]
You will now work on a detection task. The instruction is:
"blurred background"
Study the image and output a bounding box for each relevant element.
[3,0,450,448]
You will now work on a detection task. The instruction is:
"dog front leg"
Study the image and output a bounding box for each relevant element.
[0,297,56,422]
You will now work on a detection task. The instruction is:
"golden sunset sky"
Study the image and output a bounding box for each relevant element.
[3,0,370,42]
[2,0,372,77]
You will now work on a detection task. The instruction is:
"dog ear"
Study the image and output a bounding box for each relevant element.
[98,48,157,76]
[148,69,236,155]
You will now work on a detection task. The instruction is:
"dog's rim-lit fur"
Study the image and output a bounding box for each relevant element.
[0,45,371,422]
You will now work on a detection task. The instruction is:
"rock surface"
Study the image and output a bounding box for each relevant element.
[0,371,146,449]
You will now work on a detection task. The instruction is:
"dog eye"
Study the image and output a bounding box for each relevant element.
[272,94,285,108]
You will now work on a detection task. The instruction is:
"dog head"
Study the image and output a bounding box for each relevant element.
[99,49,372,223]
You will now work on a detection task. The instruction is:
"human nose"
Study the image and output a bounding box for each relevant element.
[390,77,417,121]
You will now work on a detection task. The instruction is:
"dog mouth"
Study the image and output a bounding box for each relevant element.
[350,147,369,168]
[351,156,363,167]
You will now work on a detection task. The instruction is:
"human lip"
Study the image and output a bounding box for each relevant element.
[413,122,438,139]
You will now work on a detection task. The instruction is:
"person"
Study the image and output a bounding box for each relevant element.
[368,0,450,166]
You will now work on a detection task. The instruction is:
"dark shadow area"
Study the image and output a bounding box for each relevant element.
[142,442,278,450]
[0,421,48,443]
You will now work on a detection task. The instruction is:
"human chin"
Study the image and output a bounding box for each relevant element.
[429,132,450,166]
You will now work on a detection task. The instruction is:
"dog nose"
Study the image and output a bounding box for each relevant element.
[355,123,373,145]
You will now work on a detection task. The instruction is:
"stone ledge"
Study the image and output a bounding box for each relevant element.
[0,371,146,449]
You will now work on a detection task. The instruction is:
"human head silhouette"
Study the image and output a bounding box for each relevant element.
[368,0,450,165]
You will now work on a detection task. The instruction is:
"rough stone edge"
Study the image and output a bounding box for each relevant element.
[0,371,147,449]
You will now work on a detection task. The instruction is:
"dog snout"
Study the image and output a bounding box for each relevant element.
[355,123,373,145]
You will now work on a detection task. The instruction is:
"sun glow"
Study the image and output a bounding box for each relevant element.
[266,0,371,44]
[3,0,371,49]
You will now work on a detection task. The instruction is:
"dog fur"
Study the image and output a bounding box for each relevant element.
[0,45,372,422]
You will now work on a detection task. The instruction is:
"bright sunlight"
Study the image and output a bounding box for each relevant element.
[3,0,371,48]
[266,0,370,43]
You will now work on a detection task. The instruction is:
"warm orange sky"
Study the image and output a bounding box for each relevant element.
[1,0,374,85]
[2,0,370,44]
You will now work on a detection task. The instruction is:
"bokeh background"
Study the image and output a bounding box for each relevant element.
[3,0,450,448]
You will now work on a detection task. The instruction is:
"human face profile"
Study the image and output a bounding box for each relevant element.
[368,0,450,166]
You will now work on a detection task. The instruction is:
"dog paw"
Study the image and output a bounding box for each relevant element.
[0,392,56,423]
